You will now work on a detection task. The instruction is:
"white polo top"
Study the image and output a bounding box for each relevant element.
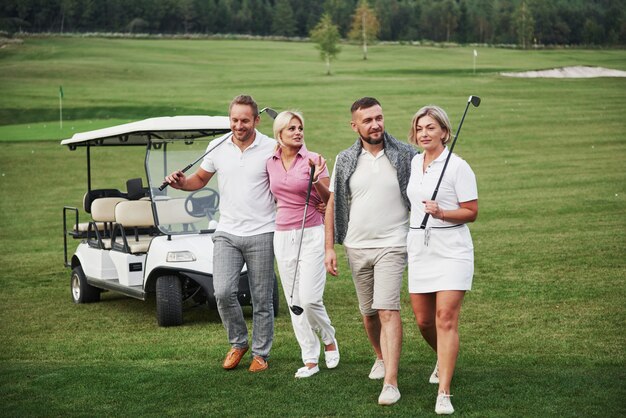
[200,130,277,236]
[330,149,409,248]
[407,147,478,228]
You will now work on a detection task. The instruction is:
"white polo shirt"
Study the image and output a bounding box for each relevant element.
[407,147,477,228]
[330,149,409,248]
[200,130,276,236]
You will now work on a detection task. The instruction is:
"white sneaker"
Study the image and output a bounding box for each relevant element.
[429,361,439,384]
[435,392,454,415]
[294,365,319,378]
[368,359,385,380]
[378,384,401,405]
[324,339,340,369]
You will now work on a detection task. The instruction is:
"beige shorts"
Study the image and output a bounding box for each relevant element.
[344,246,407,316]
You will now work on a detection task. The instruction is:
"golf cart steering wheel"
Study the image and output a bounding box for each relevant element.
[184,188,220,219]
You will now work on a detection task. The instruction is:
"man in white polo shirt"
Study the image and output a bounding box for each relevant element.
[165,95,276,373]
[324,97,417,405]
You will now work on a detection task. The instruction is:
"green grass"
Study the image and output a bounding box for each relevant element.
[0,37,625,417]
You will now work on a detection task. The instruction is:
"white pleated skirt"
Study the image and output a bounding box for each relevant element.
[407,225,474,293]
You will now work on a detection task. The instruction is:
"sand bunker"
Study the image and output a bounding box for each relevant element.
[501,66,626,78]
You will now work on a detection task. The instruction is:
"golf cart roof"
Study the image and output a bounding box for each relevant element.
[61,116,231,148]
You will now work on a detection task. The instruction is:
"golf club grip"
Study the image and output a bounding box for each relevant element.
[158,163,193,191]
[157,133,232,191]
[158,181,169,191]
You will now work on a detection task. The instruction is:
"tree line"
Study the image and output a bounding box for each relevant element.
[1,0,624,46]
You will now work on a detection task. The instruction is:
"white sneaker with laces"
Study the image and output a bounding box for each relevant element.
[378,384,401,405]
[294,365,319,378]
[435,392,454,415]
[368,359,385,380]
[324,339,340,369]
[429,361,439,384]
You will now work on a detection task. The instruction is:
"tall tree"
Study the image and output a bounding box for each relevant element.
[395,0,421,41]
[492,0,516,44]
[557,0,585,45]
[310,13,342,75]
[194,0,218,34]
[213,0,233,33]
[179,0,197,34]
[272,0,296,36]
[471,0,494,43]
[323,0,357,36]
[373,0,393,40]
[348,0,380,60]
[442,0,459,42]
[515,0,534,48]
[420,0,456,42]
[249,0,273,35]
[603,0,624,44]
[304,1,325,35]
[457,0,470,43]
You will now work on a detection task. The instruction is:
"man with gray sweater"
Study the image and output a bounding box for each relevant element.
[324,97,416,405]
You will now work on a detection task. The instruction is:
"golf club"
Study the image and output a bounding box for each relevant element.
[158,107,278,191]
[288,164,316,316]
[419,95,481,229]
[259,107,278,119]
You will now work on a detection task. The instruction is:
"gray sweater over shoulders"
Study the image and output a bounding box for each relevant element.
[332,132,417,245]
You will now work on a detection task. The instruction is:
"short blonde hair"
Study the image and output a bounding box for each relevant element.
[408,105,452,146]
[273,110,304,147]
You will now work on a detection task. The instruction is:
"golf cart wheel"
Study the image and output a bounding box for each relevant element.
[156,275,183,327]
[71,266,101,304]
[273,273,279,317]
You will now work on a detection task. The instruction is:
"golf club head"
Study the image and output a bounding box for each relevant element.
[260,107,278,120]
[469,95,481,107]
[289,305,304,316]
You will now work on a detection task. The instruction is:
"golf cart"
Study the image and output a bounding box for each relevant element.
[62,116,279,326]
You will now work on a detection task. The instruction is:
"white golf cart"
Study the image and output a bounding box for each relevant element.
[62,116,279,326]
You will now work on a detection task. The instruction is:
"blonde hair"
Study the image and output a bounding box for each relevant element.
[273,110,304,147]
[408,105,452,146]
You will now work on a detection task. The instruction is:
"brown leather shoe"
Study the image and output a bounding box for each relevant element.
[223,347,248,370]
[248,355,268,373]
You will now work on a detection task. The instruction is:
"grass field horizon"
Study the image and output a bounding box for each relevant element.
[0,37,625,417]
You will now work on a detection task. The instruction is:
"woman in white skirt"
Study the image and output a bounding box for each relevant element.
[406,105,478,415]
[266,110,339,378]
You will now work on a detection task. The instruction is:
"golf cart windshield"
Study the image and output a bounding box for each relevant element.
[61,116,231,237]
[147,137,224,235]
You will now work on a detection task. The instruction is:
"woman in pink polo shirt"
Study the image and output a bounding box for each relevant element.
[267,110,339,378]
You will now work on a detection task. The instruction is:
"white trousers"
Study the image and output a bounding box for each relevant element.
[274,225,335,365]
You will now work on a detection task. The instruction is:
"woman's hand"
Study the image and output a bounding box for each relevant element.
[422,199,479,223]
[309,155,327,183]
[422,200,445,220]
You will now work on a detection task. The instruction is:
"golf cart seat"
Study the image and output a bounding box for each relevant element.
[153,197,203,231]
[87,197,128,249]
[69,189,127,236]
[73,221,105,233]
[126,177,150,200]
[111,200,156,254]
[84,189,127,213]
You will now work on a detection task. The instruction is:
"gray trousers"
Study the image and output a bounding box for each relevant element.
[212,231,275,359]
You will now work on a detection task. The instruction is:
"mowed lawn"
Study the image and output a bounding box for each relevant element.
[0,37,625,417]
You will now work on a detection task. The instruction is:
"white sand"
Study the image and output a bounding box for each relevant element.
[501,66,626,78]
